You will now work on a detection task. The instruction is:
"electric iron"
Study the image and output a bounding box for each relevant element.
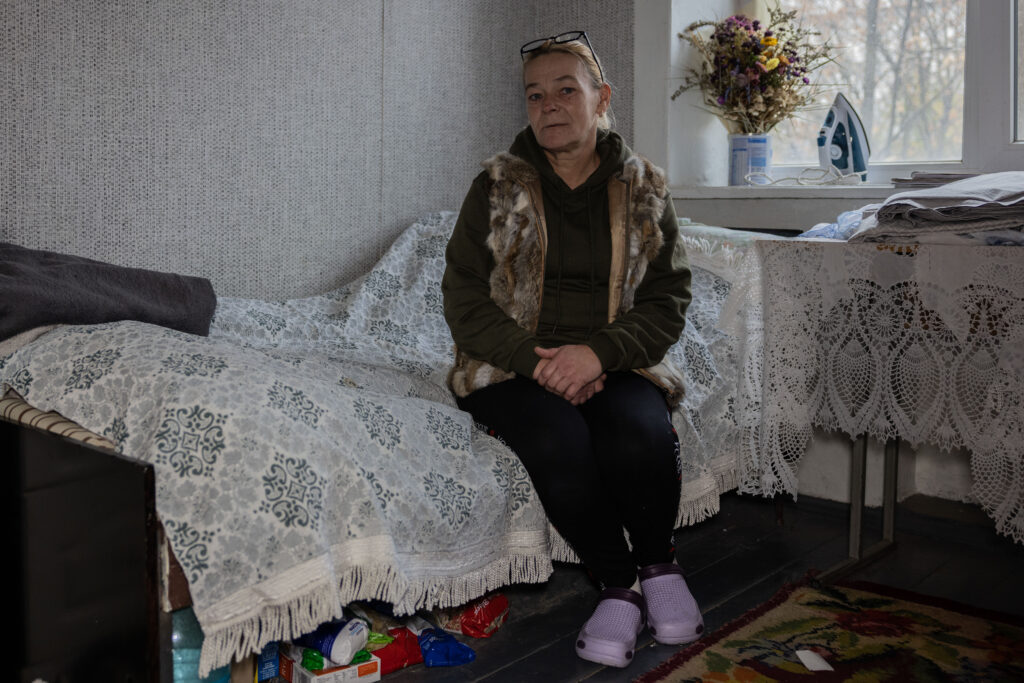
[817,93,870,182]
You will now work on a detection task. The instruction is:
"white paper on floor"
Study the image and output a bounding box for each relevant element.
[796,649,835,672]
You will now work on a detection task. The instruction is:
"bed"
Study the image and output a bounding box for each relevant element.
[4,211,751,676]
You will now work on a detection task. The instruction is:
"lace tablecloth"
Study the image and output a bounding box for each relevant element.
[723,236,1024,543]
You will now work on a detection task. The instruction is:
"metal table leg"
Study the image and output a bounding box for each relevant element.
[817,437,899,582]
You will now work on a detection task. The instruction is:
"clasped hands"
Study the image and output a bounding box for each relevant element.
[532,345,606,406]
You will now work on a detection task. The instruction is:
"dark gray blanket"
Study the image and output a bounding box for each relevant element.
[0,242,217,341]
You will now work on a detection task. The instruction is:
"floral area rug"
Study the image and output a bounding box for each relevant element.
[634,578,1024,682]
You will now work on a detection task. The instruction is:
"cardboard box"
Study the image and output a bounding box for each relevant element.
[278,651,381,683]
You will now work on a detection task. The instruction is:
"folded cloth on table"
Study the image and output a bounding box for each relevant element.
[797,204,881,240]
[0,242,217,342]
[911,228,1024,246]
[849,171,1024,242]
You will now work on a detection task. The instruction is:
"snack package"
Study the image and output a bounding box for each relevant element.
[300,646,326,672]
[256,641,283,681]
[363,630,394,652]
[347,602,404,635]
[373,628,424,675]
[416,628,476,667]
[433,593,510,638]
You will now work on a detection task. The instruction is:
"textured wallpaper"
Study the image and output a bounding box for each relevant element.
[1,1,634,299]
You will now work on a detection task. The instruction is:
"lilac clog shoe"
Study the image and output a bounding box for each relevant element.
[575,587,645,668]
[639,562,704,645]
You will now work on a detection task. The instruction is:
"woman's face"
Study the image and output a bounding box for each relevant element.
[524,51,609,156]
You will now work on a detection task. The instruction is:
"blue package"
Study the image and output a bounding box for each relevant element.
[256,641,280,681]
[417,628,476,667]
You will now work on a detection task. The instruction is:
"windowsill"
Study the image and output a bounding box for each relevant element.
[669,183,899,231]
[671,184,897,201]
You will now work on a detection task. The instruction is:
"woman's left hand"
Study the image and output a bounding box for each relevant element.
[572,373,607,406]
[533,345,603,403]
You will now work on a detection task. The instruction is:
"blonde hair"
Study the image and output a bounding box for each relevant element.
[523,40,613,131]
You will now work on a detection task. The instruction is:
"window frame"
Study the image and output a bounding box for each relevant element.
[961,0,1021,174]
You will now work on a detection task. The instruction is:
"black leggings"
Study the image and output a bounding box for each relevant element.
[456,371,681,588]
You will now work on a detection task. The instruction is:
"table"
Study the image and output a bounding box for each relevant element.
[682,225,1024,547]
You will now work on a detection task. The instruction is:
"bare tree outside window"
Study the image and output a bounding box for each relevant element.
[772,0,966,166]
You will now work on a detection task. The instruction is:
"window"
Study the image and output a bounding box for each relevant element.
[641,0,1024,188]
[773,1,966,166]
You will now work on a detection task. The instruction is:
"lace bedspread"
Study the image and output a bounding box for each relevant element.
[714,233,1024,544]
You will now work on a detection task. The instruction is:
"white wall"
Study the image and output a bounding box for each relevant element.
[1,1,635,301]
[635,0,732,186]
[796,432,976,506]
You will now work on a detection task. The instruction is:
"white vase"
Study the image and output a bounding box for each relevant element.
[728,134,772,185]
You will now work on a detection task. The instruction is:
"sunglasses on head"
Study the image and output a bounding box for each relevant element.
[520,30,605,84]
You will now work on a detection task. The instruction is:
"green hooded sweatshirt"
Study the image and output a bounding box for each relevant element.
[442,127,691,381]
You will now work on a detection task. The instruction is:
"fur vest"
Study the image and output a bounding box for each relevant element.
[447,152,686,405]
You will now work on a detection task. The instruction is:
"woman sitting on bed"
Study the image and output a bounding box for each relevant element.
[441,31,701,668]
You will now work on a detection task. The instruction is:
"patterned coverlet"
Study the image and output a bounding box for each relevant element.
[0,213,746,674]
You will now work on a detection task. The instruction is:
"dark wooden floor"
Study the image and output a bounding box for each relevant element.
[383,491,1024,683]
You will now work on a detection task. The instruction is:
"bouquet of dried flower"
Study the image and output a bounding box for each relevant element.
[671,4,833,135]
